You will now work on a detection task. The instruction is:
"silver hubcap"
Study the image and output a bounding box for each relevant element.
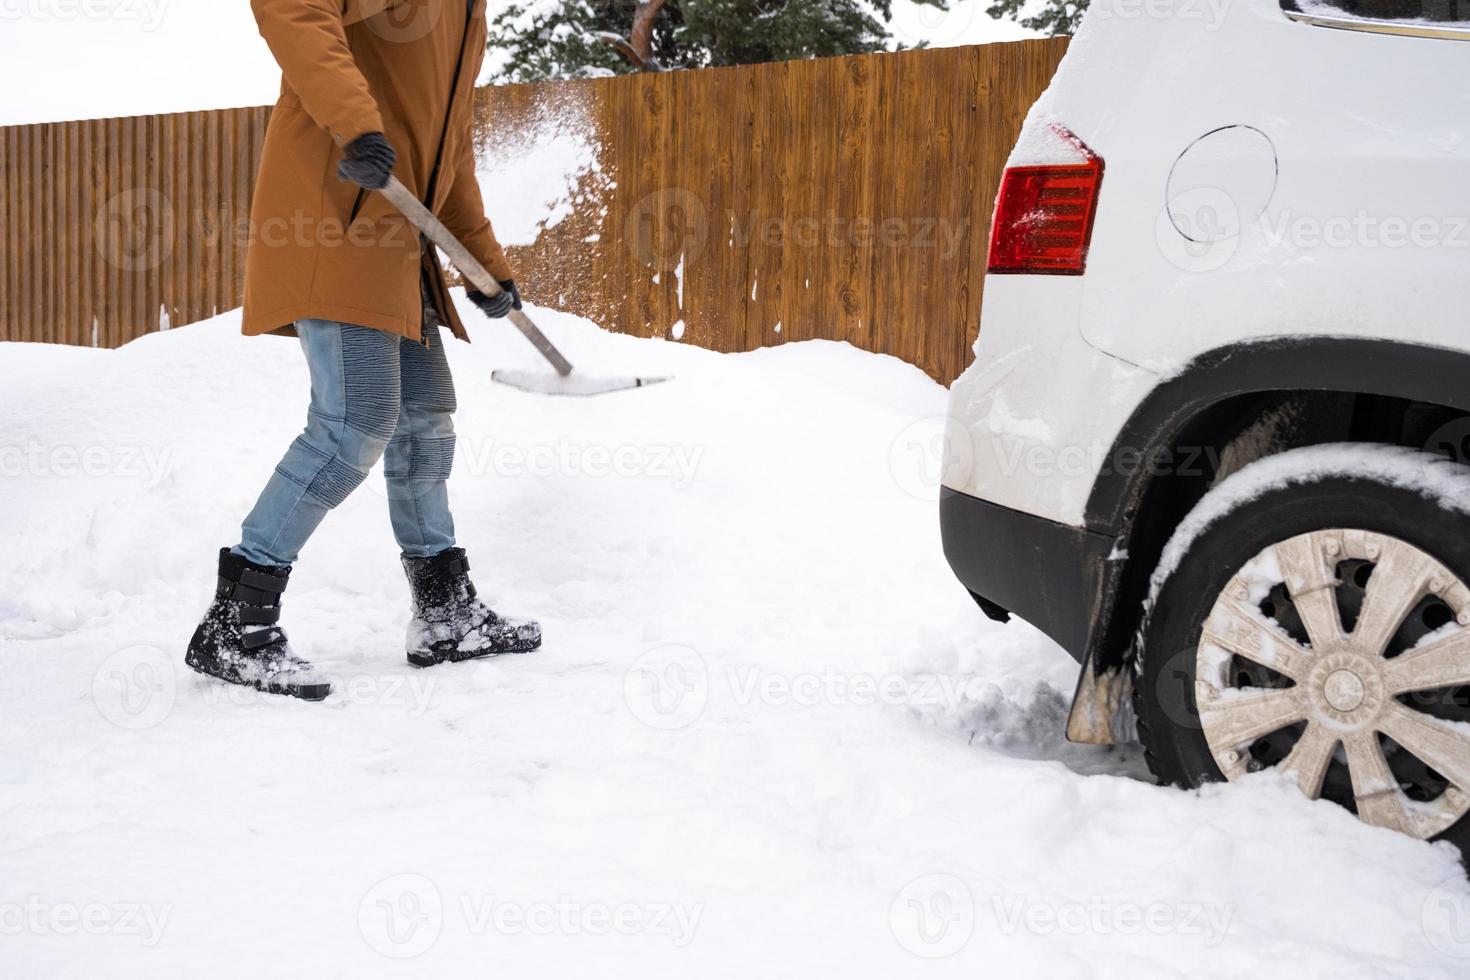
[1196,529,1470,839]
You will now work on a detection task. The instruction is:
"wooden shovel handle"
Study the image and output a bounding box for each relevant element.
[376,175,574,377]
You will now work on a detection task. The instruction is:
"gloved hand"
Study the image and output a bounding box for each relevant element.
[337,132,397,190]
[467,280,522,319]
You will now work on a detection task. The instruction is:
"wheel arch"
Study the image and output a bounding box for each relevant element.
[1086,336,1470,533]
[1068,336,1470,743]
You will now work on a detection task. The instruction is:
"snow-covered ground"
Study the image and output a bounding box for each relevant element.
[3,305,1469,976]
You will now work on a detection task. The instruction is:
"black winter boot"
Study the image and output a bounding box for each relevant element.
[402,547,541,667]
[185,548,333,701]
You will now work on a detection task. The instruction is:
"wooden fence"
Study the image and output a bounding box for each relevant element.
[0,108,273,349]
[0,38,1067,382]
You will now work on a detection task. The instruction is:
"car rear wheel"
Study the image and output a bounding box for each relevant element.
[1135,444,1470,850]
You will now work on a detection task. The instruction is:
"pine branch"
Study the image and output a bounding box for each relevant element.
[589,0,668,73]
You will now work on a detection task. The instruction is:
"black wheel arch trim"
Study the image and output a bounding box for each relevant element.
[1083,336,1470,535]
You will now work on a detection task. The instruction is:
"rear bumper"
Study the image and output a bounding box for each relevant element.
[939,486,1116,663]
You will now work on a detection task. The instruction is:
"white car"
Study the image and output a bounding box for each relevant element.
[941,0,1470,852]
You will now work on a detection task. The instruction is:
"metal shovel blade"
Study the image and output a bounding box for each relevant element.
[375,176,668,397]
[490,368,672,397]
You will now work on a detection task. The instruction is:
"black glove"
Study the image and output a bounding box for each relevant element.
[337,132,396,190]
[467,280,522,319]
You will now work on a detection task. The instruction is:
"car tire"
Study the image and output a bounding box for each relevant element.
[1134,443,1470,853]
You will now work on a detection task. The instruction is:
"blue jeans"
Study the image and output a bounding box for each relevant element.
[233,319,458,567]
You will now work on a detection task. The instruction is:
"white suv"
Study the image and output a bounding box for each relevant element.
[941,0,1470,851]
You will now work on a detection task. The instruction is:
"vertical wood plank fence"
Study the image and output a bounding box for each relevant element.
[0,38,1067,382]
[0,108,272,348]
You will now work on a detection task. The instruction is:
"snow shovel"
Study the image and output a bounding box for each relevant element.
[377,175,669,396]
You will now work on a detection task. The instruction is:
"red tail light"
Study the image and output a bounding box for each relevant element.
[987,128,1104,276]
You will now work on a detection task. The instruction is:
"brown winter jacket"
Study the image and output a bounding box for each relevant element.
[242,0,512,343]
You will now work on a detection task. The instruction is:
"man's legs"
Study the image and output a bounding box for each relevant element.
[384,322,458,557]
[384,323,543,663]
[236,319,403,566]
[189,319,405,700]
